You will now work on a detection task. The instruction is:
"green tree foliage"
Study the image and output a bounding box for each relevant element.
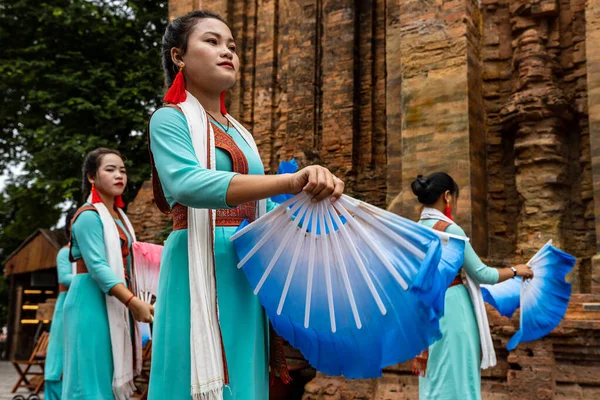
[0,0,168,261]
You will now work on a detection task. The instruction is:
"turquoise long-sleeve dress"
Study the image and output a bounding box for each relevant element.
[44,247,74,400]
[418,220,499,400]
[147,107,269,400]
[62,209,132,400]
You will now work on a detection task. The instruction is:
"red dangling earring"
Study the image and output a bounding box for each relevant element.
[115,195,125,208]
[445,200,453,220]
[220,91,227,115]
[91,183,103,204]
[163,65,187,104]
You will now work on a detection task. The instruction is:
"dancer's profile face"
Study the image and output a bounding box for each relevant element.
[89,153,127,199]
[176,18,239,94]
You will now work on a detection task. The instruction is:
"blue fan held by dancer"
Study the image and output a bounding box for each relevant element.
[481,240,575,351]
[231,162,470,379]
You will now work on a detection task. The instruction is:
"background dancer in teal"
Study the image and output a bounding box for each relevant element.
[44,208,76,400]
[62,148,154,400]
[147,11,345,400]
[411,173,534,400]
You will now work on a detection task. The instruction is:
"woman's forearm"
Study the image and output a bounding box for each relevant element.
[496,267,515,283]
[109,283,135,304]
[225,173,292,206]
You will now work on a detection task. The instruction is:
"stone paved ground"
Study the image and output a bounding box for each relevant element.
[0,361,44,400]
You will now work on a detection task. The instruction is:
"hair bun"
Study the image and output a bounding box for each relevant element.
[410,175,430,198]
[410,172,458,205]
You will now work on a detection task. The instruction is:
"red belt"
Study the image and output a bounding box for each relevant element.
[449,275,463,288]
[76,259,88,274]
[58,284,68,293]
[76,258,129,285]
[172,203,256,231]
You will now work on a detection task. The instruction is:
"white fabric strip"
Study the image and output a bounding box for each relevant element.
[88,196,142,399]
[177,91,266,399]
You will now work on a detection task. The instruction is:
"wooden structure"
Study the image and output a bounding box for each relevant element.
[10,331,49,394]
[3,229,67,360]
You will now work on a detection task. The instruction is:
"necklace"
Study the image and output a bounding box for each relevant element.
[206,111,230,133]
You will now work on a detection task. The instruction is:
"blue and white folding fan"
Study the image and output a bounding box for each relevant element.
[230,191,468,378]
[481,241,575,350]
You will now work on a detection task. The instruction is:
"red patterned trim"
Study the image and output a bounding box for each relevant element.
[216,203,256,226]
[170,122,256,230]
[211,123,249,175]
[172,204,188,231]
[432,220,452,232]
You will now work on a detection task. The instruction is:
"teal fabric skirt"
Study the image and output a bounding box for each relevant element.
[419,284,482,400]
[45,380,63,400]
[62,274,115,400]
[148,227,269,400]
[44,291,67,399]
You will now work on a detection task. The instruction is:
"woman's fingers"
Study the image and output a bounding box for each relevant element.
[302,167,318,192]
[297,166,346,202]
[312,168,335,202]
[331,177,345,202]
[516,264,534,280]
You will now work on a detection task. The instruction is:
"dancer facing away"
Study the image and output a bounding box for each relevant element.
[147,10,345,400]
[412,172,533,400]
[62,148,154,400]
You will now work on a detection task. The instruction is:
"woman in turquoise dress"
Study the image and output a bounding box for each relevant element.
[44,209,76,400]
[411,173,534,400]
[148,11,344,400]
[62,148,154,400]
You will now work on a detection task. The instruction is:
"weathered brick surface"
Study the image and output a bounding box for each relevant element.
[168,0,389,207]
[390,0,488,256]
[127,181,171,244]
[587,0,600,294]
[484,0,595,293]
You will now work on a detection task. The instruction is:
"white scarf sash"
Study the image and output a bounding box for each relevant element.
[420,207,497,369]
[177,91,266,399]
[87,196,142,399]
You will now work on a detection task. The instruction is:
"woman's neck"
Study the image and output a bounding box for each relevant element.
[187,86,228,124]
[430,200,446,214]
[97,191,118,217]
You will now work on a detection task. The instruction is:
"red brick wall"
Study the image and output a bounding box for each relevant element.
[587,0,600,294]
[483,0,595,293]
[168,0,389,207]
[165,0,598,285]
